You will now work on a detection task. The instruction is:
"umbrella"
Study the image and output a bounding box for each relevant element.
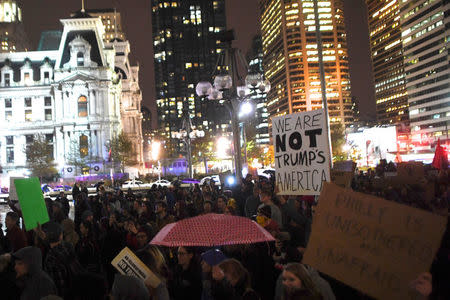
[432,139,448,170]
[150,213,275,247]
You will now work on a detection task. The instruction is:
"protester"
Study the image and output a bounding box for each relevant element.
[200,249,228,300]
[258,187,282,227]
[13,246,57,300]
[280,263,323,300]
[111,274,149,300]
[76,220,102,273]
[5,211,28,253]
[170,246,203,300]
[61,219,79,248]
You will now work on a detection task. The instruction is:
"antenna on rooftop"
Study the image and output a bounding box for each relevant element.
[81,0,85,13]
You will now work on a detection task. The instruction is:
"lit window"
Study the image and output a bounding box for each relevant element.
[79,134,89,157]
[45,109,52,121]
[25,109,32,122]
[78,96,88,117]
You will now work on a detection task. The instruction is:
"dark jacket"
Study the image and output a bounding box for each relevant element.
[6,225,28,252]
[171,260,203,300]
[13,246,57,300]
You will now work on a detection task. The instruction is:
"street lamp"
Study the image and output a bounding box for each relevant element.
[151,141,161,180]
[195,30,270,184]
[171,117,205,178]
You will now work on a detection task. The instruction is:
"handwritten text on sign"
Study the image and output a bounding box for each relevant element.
[303,183,447,299]
[272,109,330,195]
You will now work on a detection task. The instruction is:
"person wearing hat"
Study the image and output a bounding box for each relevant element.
[200,249,227,300]
[13,246,57,300]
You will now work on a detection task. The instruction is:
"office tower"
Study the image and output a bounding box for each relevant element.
[367,0,409,125]
[399,0,449,144]
[260,0,353,126]
[247,35,269,146]
[152,0,228,156]
[85,8,126,42]
[0,0,30,52]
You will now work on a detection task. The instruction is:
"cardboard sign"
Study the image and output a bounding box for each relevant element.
[333,161,356,172]
[272,109,331,195]
[303,183,447,300]
[396,162,425,185]
[330,170,353,189]
[13,177,49,231]
[112,247,161,288]
[9,177,24,201]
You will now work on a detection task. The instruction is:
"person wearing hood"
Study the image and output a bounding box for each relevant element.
[13,246,57,300]
[110,274,150,300]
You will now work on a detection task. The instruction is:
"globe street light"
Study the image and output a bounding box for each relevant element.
[195,30,270,184]
[171,116,205,178]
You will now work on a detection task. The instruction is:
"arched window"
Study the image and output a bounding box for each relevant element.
[79,134,88,157]
[78,96,88,117]
[77,52,84,66]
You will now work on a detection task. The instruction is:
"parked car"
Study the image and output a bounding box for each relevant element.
[122,179,152,189]
[200,175,221,186]
[150,179,172,187]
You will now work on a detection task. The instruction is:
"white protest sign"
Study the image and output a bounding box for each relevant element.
[272,109,331,195]
[111,247,161,288]
[9,177,25,201]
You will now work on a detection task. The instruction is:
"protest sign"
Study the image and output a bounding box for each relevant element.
[112,247,161,288]
[13,177,49,231]
[9,177,24,201]
[303,182,447,300]
[272,109,331,195]
[396,162,425,184]
[330,170,353,189]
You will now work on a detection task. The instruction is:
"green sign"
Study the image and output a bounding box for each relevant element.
[14,177,49,231]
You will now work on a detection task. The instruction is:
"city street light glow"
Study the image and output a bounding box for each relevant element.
[151,141,161,161]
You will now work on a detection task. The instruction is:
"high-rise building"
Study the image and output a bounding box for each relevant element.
[260,0,353,127]
[366,0,409,125]
[399,0,449,145]
[0,0,30,52]
[247,35,269,146]
[85,8,126,42]
[152,0,228,157]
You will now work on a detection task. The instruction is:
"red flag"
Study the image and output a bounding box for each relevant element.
[432,139,448,170]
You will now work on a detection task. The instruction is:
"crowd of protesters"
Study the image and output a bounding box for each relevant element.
[0,163,447,300]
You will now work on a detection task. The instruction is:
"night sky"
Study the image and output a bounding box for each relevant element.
[22,0,375,124]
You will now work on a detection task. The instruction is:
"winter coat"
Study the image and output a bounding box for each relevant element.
[13,246,57,300]
[111,274,149,300]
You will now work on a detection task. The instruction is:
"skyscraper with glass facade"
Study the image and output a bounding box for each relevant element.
[400,0,449,145]
[366,0,409,125]
[151,0,228,156]
[260,0,353,127]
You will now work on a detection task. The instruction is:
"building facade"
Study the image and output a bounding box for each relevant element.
[366,0,409,125]
[0,0,30,52]
[0,13,122,180]
[399,0,450,145]
[260,0,353,127]
[152,0,229,157]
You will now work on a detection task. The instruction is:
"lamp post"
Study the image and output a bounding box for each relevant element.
[172,116,205,178]
[151,141,161,181]
[195,30,270,184]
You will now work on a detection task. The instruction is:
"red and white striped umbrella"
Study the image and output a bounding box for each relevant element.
[150,213,275,247]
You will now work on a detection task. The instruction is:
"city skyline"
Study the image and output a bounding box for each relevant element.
[21,0,376,127]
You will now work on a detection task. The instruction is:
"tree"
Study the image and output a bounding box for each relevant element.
[24,135,58,181]
[191,132,216,174]
[263,145,274,167]
[330,123,347,161]
[109,132,136,173]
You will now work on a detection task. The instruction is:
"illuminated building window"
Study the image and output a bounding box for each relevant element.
[79,134,89,157]
[77,52,84,66]
[78,96,88,117]
[45,109,52,121]
[5,98,12,108]
[5,110,12,121]
[25,109,32,122]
